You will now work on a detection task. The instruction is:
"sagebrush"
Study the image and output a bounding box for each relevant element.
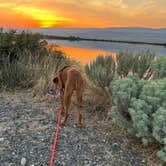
[85,52,166,163]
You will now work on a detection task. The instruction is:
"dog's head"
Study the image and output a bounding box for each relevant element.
[53,73,62,90]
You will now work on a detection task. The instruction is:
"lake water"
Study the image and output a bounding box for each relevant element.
[23,28,166,64]
[47,39,166,64]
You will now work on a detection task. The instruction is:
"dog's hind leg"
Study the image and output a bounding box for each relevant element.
[60,89,65,111]
[76,88,83,126]
[61,84,73,125]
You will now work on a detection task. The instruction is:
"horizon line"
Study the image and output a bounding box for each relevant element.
[1,26,166,29]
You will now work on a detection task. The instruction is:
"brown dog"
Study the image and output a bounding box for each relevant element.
[53,66,84,126]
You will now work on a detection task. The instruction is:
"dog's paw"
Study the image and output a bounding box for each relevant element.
[60,119,66,125]
[74,123,82,128]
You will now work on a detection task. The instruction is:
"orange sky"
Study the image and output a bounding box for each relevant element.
[0,0,166,28]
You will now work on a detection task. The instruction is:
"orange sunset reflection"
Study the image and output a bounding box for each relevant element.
[47,44,116,64]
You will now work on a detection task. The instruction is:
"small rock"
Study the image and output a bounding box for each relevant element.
[61,161,65,165]
[77,144,81,150]
[0,137,4,142]
[111,142,120,150]
[21,157,26,166]
[85,164,90,166]
[142,159,145,163]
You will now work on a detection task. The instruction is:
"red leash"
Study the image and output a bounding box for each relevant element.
[50,104,63,166]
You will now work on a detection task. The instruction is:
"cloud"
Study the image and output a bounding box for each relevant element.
[0,2,73,27]
[0,2,13,7]
[0,0,166,27]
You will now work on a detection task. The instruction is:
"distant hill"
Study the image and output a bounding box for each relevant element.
[16,27,166,43]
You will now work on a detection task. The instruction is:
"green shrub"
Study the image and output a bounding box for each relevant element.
[0,54,34,89]
[153,107,166,162]
[129,98,152,145]
[85,55,115,89]
[110,77,166,162]
[140,78,166,112]
[132,50,155,79]
[109,75,145,128]
[0,29,71,92]
[151,56,166,79]
[116,51,133,78]
[115,50,155,79]
[0,29,43,65]
[84,52,165,162]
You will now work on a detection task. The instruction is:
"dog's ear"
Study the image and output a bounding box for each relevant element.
[53,76,58,84]
[53,75,62,89]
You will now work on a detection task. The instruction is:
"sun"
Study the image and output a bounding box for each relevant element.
[13,5,71,27]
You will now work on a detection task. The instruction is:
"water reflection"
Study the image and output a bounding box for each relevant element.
[57,45,116,64]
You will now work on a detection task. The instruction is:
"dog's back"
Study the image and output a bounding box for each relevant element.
[60,66,84,91]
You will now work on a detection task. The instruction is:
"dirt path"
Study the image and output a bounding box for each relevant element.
[0,92,147,166]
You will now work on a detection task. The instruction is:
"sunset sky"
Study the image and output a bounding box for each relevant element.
[0,0,166,28]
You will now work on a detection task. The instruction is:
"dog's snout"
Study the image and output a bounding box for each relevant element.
[48,89,58,96]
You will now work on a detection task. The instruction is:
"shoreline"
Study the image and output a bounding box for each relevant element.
[42,35,166,47]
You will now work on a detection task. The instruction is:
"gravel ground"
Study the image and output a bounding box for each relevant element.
[0,92,147,166]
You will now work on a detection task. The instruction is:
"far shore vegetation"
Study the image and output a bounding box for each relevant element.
[42,34,166,47]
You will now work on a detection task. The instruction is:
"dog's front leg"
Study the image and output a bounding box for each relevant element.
[76,90,83,126]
